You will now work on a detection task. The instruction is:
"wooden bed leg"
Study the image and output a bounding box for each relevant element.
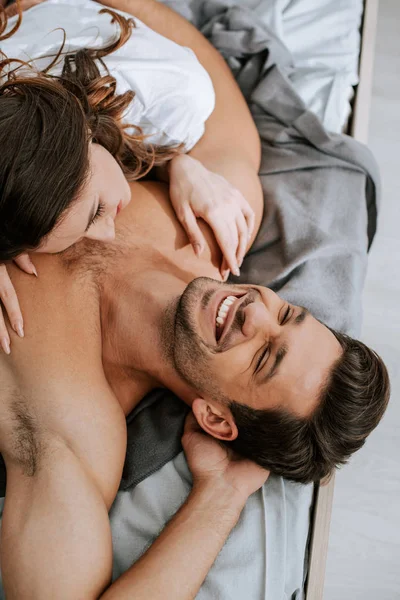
[305,475,336,600]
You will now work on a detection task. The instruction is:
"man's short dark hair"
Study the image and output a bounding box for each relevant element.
[226,330,390,484]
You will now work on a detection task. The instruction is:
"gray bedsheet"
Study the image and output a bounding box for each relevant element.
[0,1,379,599]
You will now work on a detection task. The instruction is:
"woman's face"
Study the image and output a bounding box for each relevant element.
[37,143,132,254]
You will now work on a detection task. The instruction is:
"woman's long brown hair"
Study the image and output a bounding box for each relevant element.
[0,1,181,260]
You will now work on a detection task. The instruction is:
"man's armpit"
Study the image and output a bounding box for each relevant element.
[0,391,48,477]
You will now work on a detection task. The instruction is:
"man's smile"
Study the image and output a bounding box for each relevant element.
[214,294,247,344]
[198,286,248,346]
[216,295,236,339]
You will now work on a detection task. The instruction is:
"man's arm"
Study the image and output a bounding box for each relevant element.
[102,413,269,600]
[1,438,244,599]
[102,483,244,599]
[0,379,264,600]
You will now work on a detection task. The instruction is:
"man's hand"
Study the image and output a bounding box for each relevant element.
[183,412,269,506]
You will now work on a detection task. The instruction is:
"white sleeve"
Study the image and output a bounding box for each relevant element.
[103,22,216,151]
[1,0,215,151]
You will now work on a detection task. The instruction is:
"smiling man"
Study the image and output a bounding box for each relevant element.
[99,247,385,485]
[0,1,390,598]
[168,280,338,419]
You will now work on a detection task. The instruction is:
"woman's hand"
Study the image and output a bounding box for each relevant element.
[182,412,269,506]
[168,155,255,280]
[0,253,37,354]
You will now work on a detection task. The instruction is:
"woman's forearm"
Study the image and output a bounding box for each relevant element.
[98,0,264,237]
[101,483,245,600]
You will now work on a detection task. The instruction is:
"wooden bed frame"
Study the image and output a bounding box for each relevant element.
[304,1,379,597]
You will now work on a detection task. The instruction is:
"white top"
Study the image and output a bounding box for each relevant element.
[0,0,216,150]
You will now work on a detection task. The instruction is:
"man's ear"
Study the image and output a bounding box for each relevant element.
[191,398,238,442]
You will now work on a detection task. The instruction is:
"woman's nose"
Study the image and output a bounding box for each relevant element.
[241,301,281,339]
[85,216,116,242]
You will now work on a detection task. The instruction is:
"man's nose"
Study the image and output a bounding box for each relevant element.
[241,301,281,339]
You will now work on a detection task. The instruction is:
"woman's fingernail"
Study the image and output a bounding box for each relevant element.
[233,266,240,277]
[193,243,202,257]
[1,338,10,355]
[222,270,230,282]
[31,265,38,277]
[14,321,24,338]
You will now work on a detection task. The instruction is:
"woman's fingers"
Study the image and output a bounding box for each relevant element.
[207,212,240,276]
[0,264,24,345]
[177,204,207,257]
[235,211,249,268]
[220,257,230,282]
[241,199,256,242]
[0,309,11,355]
[14,253,38,276]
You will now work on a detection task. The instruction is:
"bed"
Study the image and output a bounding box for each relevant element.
[0,0,378,598]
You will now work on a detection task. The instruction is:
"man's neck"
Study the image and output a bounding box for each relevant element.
[94,179,223,415]
[101,263,200,415]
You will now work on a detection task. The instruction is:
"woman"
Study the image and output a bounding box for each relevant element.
[0,0,255,352]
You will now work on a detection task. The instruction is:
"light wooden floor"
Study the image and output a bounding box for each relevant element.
[324,1,400,598]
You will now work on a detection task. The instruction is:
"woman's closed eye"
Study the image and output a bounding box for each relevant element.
[87,201,105,230]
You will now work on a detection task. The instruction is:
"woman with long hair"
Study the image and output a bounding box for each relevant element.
[0,0,255,352]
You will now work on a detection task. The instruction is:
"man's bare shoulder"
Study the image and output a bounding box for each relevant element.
[6,251,100,359]
[0,254,126,502]
[0,252,104,423]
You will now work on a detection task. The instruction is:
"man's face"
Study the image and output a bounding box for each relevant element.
[165,278,342,418]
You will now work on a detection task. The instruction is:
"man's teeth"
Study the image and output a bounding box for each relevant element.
[216,296,236,329]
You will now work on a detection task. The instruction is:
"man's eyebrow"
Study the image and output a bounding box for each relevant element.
[295,306,309,324]
[260,307,309,383]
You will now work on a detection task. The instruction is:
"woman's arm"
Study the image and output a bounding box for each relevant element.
[97,0,261,168]
[97,0,264,247]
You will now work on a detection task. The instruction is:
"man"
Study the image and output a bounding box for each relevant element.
[0,1,389,598]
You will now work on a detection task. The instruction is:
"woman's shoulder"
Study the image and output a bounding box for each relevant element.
[1,0,215,151]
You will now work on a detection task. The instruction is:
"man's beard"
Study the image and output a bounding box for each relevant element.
[161,277,219,398]
[161,277,257,401]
